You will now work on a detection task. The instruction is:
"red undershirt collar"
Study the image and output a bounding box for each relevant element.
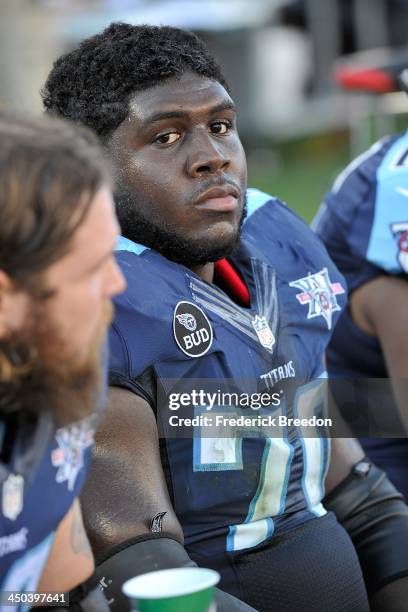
[214,259,250,308]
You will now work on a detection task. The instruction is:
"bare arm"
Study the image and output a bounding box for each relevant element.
[322,291,408,612]
[325,437,365,494]
[37,499,94,594]
[80,386,183,559]
[350,274,408,431]
[324,275,408,492]
[323,274,408,490]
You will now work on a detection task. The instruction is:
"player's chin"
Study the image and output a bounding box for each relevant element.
[204,212,241,237]
[74,304,112,366]
[213,218,241,242]
[197,223,241,261]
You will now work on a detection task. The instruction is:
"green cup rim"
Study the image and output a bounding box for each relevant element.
[122,567,220,600]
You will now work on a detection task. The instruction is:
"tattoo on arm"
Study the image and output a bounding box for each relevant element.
[70,502,93,561]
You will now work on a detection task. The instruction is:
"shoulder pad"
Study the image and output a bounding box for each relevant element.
[366,131,408,274]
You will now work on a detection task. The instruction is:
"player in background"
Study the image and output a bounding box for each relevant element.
[43,24,408,612]
[0,115,125,611]
[313,75,408,502]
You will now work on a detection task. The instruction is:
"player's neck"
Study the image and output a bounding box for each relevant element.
[190,262,214,284]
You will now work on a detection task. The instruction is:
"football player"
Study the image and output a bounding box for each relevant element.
[43,24,408,611]
[0,115,125,610]
[312,81,408,609]
[313,125,408,500]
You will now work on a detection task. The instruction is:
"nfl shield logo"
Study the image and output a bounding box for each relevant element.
[251,315,275,351]
[2,474,24,521]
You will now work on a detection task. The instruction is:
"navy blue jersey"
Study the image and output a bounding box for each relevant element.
[0,350,108,611]
[313,133,408,497]
[313,132,408,377]
[109,188,347,564]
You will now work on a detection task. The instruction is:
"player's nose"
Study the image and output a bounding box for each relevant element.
[106,258,126,298]
[187,134,230,177]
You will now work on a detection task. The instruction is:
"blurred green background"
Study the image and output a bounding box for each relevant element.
[248,130,350,223]
[249,113,408,224]
[2,1,408,228]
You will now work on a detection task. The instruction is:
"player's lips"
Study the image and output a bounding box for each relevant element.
[194,186,240,212]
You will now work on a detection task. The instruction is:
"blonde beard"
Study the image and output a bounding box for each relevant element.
[0,300,113,426]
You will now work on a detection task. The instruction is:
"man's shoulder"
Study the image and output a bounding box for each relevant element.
[244,187,323,244]
[114,237,184,304]
[0,412,94,590]
[315,132,408,278]
[244,188,336,274]
[319,133,406,225]
[331,134,402,198]
[366,130,408,275]
[244,188,306,229]
[110,239,191,378]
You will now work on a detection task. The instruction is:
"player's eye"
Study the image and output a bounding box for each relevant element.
[210,120,232,135]
[154,132,181,145]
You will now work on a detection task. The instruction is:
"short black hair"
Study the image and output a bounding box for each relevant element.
[42,22,229,138]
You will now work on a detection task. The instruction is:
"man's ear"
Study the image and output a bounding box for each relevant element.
[0,271,28,339]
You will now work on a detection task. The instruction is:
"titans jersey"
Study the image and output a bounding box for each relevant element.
[0,352,108,611]
[109,188,347,566]
[313,133,408,497]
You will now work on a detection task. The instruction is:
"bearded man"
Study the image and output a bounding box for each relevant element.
[0,115,125,611]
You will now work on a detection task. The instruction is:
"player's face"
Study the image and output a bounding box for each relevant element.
[109,71,247,267]
[0,186,125,422]
[40,186,125,361]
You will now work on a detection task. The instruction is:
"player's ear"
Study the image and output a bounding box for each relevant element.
[0,271,29,339]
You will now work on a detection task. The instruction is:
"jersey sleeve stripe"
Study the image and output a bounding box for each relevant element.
[115,235,149,255]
